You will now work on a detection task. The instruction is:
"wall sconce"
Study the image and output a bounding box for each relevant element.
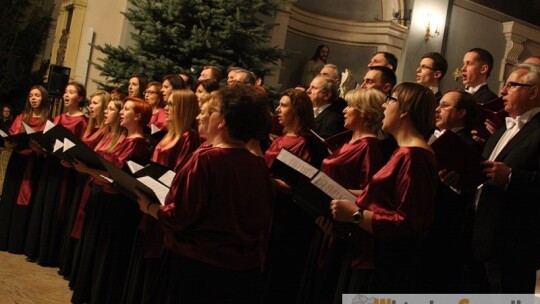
[424,13,440,41]
[393,9,412,27]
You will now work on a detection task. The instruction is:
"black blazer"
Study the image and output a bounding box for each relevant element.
[473,84,498,104]
[472,112,540,269]
[314,101,345,139]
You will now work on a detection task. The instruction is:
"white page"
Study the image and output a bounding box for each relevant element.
[137,176,170,206]
[126,160,144,174]
[0,129,8,138]
[311,171,357,202]
[63,138,76,152]
[99,174,113,183]
[150,124,161,134]
[158,170,176,188]
[308,128,325,143]
[53,139,64,152]
[22,121,35,134]
[43,120,56,133]
[275,148,318,179]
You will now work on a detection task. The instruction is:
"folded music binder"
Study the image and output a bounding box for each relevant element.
[0,129,30,149]
[62,137,106,170]
[472,97,508,140]
[101,158,170,206]
[144,124,166,142]
[429,130,487,192]
[271,148,356,237]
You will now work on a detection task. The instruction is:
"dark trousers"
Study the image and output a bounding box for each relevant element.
[485,262,537,293]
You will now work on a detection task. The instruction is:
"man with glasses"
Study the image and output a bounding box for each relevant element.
[426,90,485,292]
[416,52,448,103]
[473,63,540,293]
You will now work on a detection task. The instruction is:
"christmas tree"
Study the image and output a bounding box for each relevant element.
[93,0,288,91]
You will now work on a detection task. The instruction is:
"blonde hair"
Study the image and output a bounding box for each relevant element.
[344,88,385,132]
[84,91,110,137]
[104,99,126,152]
[160,90,199,148]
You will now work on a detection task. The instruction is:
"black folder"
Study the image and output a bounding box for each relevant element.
[62,137,106,171]
[0,130,30,149]
[472,97,508,140]
[429,130,487,192]
[271,148,357,238]
[100,158,169,205]
[143,124,166,142]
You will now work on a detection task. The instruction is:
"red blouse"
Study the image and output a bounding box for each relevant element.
[53,113,88,138]
[157,146,274,271]
[149,108,167,131]
[264,135,315,167]
[358,147,437,240]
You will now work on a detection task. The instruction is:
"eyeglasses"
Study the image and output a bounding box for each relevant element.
[418,65,435,71]
[385,95,398,105]
[143,90,159,95]
[503,81,534,90]
[437,101,459,110]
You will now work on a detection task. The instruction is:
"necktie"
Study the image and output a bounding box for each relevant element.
[505,116,524,130]
[433,129,444,138]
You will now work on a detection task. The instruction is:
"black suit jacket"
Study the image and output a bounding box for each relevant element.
[314,100,345,139]
[472,112,540,269]
[473,84,498,104]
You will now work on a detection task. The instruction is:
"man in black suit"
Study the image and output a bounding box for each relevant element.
[306,74,345,139]
[427,90,487,292]
[416,52,448,104]
[461,48,498,104]
[473,63,540,293]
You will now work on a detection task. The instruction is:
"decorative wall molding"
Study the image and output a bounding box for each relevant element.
[500,21,540,83]
[288,5,409,49]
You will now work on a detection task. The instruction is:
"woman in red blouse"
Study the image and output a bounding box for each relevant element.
[0,85,50,254]
[58,90,110,278]
[136,84,274,303]
[122,89,201,303]
[262,88,328,303]
[71,97,152,304]
[300,88,388,302]
[24,82,88,265]
[331,82,438,292]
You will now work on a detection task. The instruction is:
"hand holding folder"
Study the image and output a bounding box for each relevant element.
[429,130,487,192]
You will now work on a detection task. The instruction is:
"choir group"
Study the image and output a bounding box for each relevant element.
[0,49,539,304]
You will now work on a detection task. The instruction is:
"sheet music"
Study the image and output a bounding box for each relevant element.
[44,120,56,133]
[275,148,318,179]
[53,139,64,152]
[158,170,176,188]
[99,175,113,183]
[137,176,169,206]
[150,124,161,134]
[308,128,325,142]
[63,138,76,152]
[22,122,35,134]
[126,160,144,174]
[311,171,357,202]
